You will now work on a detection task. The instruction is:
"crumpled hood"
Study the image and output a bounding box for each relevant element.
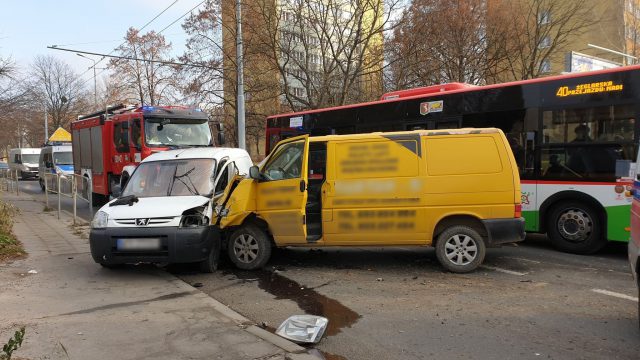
[100,196,210,219]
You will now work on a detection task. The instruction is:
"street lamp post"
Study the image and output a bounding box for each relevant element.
[77,53,98,105]
[236,0,246,150]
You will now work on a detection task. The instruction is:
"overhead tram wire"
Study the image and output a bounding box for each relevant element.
[69,0,207,90]
[62,0,180,88]
[47,46,219,70]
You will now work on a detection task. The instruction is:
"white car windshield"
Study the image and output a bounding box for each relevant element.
[121,159,216,197]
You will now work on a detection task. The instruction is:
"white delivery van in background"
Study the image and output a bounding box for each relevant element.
[89,147,252,273]
[38,145,74,191]
[8,148,41,179]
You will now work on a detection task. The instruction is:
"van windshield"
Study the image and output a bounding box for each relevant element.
[121,158,216,197]
[54,152,73,165]
[21,154,40,164]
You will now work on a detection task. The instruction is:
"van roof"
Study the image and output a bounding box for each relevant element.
[308,127,502,142]
[42,145,72,152]
[10,148,41,154]
[142,147,250,163]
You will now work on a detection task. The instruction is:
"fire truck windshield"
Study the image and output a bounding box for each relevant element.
[144,118,211,147]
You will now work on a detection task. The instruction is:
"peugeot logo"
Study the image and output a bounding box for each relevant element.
[136,218,150,226]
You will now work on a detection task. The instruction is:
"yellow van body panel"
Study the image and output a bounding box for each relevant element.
[215,128,524,249]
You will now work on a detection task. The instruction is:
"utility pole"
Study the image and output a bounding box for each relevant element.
[236,0,246,150]
[44,108,48,144]
[77,53,98,105]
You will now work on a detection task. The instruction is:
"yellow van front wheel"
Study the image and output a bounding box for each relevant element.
[435,226,486,273]
[227,225,272,270]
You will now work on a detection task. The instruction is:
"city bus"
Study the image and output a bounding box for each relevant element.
[264,65,640,254]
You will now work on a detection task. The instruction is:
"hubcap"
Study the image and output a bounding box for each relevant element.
[557,209,592,242]
[233,234,259,263]
[444,234,478,266]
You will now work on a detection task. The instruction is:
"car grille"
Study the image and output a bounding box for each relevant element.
[114,217,175,226]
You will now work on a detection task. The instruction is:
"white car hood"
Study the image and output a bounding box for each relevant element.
[100,196,210,219]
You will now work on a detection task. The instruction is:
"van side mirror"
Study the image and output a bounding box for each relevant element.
[46,162,53,168]
[249,165,260,180]
[217,132,225,146]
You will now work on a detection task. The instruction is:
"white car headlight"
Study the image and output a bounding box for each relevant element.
[91,211,109,229]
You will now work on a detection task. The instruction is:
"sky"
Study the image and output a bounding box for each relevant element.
[0,0,203,86]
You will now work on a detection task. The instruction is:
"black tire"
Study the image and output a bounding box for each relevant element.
[435,225,486,273]
[227,224,272,270]
[547,201,605,254]
[199,237,221,273]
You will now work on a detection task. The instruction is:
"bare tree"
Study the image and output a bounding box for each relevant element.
[109,28,175,105]
[29,55,86,130]
[497,0,595,80]
[245,0,400,111]
[386,0,510,88]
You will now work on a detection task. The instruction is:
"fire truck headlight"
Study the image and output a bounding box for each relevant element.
[91,211,109,229]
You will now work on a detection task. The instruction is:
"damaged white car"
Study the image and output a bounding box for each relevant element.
[89,148,252,272]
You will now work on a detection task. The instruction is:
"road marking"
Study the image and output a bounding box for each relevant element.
[481,265,527,276]
[591,289,638,302]
[501,256,541,264]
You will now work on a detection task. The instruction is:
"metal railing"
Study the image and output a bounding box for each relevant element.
[43,173,93,224]
[0,168,20,195]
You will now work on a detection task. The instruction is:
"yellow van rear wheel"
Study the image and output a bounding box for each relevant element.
[227,224,272,270]
[435,225,486,273]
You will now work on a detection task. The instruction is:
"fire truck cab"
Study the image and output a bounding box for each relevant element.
[71,104,221,204]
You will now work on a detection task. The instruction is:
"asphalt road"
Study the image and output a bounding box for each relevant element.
[175,238,639,360]
[13,178,640,359]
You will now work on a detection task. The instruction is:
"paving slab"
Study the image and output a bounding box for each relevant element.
[0,193,303,360]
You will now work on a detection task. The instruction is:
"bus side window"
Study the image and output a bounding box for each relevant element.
[114,122,130,153]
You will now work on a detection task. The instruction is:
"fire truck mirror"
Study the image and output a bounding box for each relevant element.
[122,121,129,129]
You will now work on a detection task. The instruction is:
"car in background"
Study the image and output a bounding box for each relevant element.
[8,148,41,179]
[38,145,73,191]
[0,162,8,170]
[630,150,640,328]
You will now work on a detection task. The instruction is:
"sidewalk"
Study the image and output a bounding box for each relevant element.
[0,192,310,360]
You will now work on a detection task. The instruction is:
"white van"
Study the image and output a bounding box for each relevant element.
[38,145,74,191]
[9,148,41,179]
[89,147,252,272]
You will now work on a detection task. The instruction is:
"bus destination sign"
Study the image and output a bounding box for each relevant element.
[556,81,623,97]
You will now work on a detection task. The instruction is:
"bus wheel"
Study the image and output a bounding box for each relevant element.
[547,201,605,254]
[227,224,272,270]
[435,225,486,273]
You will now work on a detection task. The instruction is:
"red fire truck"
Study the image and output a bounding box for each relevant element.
[71,104,223,204]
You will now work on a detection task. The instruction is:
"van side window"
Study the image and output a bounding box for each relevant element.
[262,141,304,181]
[215,165,230,195]
[114,122,130,153]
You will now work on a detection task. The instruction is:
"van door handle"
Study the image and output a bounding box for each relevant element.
[300,180,306,192]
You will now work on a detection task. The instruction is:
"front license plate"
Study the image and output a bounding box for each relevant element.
[116,238,161,251]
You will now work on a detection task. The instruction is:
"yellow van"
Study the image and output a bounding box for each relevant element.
[214,128,525,273]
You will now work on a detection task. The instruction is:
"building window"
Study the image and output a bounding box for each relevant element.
[539,36,551,48]
[291,87,304,97]
[540,59,551,73]
[538,10,551,24]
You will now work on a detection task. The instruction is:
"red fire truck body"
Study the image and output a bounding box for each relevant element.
[71,104,217,203]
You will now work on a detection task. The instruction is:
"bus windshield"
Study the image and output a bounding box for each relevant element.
[122,158,216,197]
[144,118,211,147]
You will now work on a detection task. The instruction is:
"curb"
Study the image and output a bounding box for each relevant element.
[2,189,308,355]
[159,271,307,354]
